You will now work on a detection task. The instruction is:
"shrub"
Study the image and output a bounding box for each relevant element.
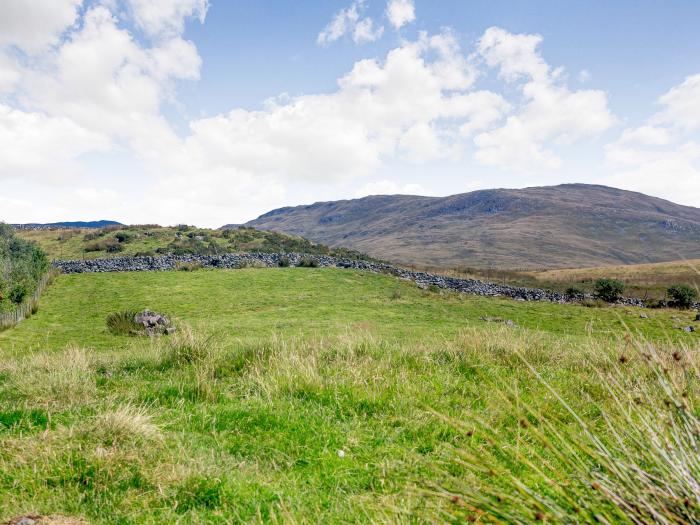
[106,310,141,336]
[278,256,291,268]
[390,289,403,300]
[176,261,202,272]
[297,256,318,268]
[9,284,28,304]
[105,240,124,253]
[595,278,625,302]
[565,286,584,298]
[667,284,698,309]
[83,231,103,241]
[85,237,122,253]
[114,231,133,243]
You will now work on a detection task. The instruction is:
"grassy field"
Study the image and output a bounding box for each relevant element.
[15,225,368,262]
[1,268,699,523]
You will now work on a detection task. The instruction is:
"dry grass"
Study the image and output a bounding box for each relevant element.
[1,346,95,407]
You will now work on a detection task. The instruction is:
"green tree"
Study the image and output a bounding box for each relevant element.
[667,284,698,309]
[595,279,625,302]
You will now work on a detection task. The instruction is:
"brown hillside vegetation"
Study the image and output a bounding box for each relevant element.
[244,184,700,269]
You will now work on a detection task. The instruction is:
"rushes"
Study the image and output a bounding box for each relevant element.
[425,337,700,524]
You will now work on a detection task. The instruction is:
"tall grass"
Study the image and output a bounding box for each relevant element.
[424,336,700,523]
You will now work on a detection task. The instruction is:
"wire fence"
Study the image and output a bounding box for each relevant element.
[0,270,58,331]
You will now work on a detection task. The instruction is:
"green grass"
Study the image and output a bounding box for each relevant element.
[1,269,697,355]
[0,268,699,523]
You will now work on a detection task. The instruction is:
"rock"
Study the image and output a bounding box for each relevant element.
[683,326,695,333]
[9,518,40,525]
[134,310,174,337]
[640,313,649,319]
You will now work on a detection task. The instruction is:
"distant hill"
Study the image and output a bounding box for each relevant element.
[12,220,123,230]
[245,184,700,269]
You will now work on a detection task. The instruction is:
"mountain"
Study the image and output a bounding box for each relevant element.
[244,184,700,269]
[12,220,123,230]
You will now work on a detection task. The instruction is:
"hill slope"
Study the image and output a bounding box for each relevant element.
[245,184,700,269]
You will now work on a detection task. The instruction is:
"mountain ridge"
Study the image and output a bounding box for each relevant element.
[243,184,700,269]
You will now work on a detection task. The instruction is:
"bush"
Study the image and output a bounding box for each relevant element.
[106,310,141,336]
[595,278,625,302]
[106,240,124,253]
[176,261,202,272]
[278,256,291,268]
[85,237,123,253]
[9,284,28,304]
[565,286,584,298]
[114,231,133,243]
[297,256,318,268]
[667,284,698,309]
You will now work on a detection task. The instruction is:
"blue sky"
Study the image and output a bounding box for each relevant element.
[1,0,699,226]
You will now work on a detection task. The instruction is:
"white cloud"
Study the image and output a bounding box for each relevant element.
[653,73,700,131]
[25,6,201,141]
[317,1,383,45]
[473,27,616,171]
[171,30,493,193]
[386,0,416,30]
[617,125,672,146]
[578,69,591,83]
[605,75,700,207]
[353,18,384,44]
[0,103,110,178]
[125,0,208,37]
[356,179,429,197]
[0,0,83,53]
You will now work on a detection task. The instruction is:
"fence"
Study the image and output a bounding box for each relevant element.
[0,270,58,331]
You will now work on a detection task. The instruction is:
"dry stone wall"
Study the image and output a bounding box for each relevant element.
[53,253,648,307]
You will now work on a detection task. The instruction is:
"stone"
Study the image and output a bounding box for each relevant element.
[134,310,174,337]
[683,326,695,333]
[640,313,649,319]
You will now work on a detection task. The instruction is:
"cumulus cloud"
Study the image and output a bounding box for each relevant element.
[0,0,83,53]
[386,0,416,30]
[317,1,383,45]
[356,179,429,197]
[172,31,496,192]
[605,75,700,207]
[652,73,700,131]
[125,0,208,37]
[473,27,616,171]
[0,103,110,178]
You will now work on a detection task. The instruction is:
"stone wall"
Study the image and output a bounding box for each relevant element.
[53,252,653,307]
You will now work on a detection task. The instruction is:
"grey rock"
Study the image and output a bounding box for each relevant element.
[683,326,696,333]
[134,310,174,336]
[640,313,649,319]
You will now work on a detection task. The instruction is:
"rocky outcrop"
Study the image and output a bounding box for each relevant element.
[52,253,654,307]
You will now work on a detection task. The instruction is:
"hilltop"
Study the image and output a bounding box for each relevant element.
[245,184,700,269]
[14,224,369,261]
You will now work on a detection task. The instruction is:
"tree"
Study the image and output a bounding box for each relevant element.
[595,279,625,302]
[667,284,698,309]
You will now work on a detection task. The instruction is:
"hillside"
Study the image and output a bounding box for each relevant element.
[245,184,700,269]
[15,224,369,261]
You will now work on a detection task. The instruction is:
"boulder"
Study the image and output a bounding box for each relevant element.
[134,310,174,336]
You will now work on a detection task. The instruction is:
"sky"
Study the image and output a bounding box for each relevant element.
[1,0,699,227]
